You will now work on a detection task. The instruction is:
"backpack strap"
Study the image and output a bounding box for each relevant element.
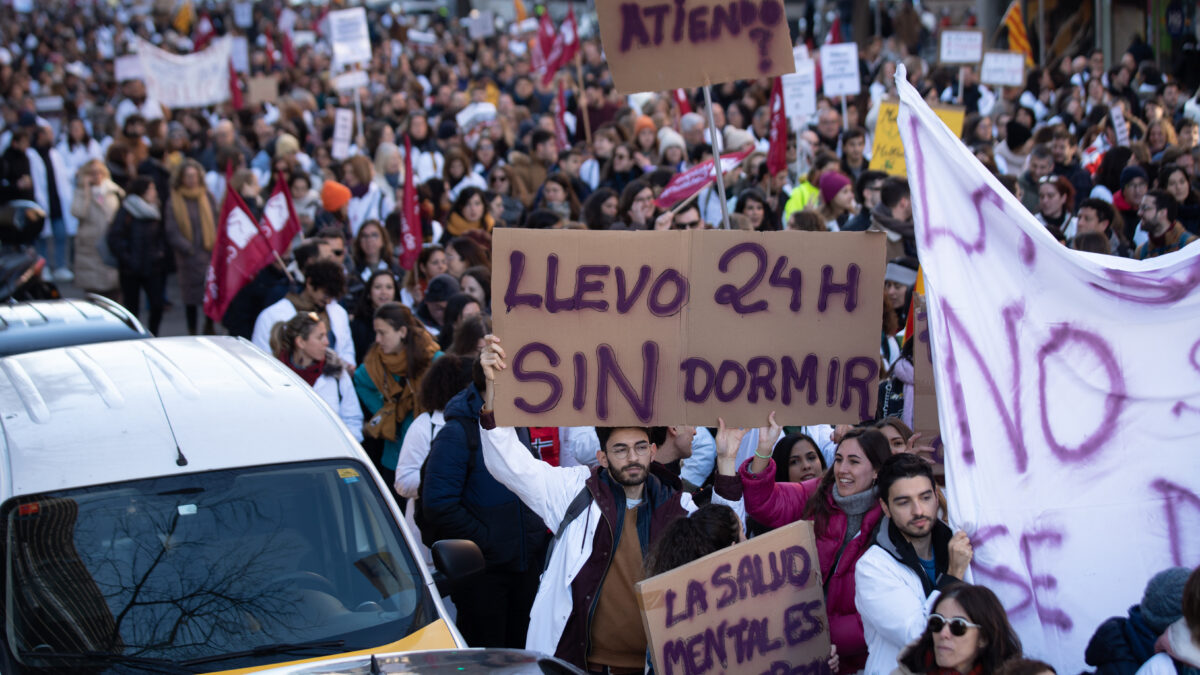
[543,485,592,573]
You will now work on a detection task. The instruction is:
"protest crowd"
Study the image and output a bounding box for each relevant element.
[1,0,1198,671]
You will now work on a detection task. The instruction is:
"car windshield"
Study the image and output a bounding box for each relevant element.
[3,460,438,672]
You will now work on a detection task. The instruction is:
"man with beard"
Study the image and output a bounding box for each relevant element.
[476,335,745,673]
[854,453,975,675]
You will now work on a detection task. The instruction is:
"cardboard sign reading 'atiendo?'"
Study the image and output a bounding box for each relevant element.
[636,520,832,675]
[491,230,886,428]
[595,0,795,93]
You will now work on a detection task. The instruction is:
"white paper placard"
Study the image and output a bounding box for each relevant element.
[231,35,250,73]
[939,29,983,64]
[331,108,354,160]
[333,69,369,91]
[1111,106,1130,147]
[782,58,817,122]
[979,50,1025,87]
[466,12,496,40]
[819,43,861,97]
[233,1,253,28]
[329,7,372,68]
[115,54,145,82]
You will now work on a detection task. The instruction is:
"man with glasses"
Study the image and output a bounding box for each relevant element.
[475,335,744,673]
[854,454,974,675]
[1134,190,1196,260]
[843,170,889,232]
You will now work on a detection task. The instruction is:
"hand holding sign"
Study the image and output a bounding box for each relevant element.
[715,417,748,475]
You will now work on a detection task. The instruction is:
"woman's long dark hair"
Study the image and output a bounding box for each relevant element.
[373,302,436,374]
[354,270,399,319]
[801,428,890,532]
[898,584,1023,673]
[645,504,741,577]
[771,433,825,484]
[582,187,619,230]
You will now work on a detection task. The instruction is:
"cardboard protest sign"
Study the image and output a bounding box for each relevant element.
[466,12,496,40]
[636,520,831,675]
[818,43,860,97]
[595,0,794,94]
[1111,107,1130,147]
[979,50,1025,87]
[781,58,817,125]
[491,229,886,427]
[910,295,943,465]
[333,70,369,91]
[136,36,231,109]
[329,7,372,68]
[331,108,355,160]
[938,29,983,64]
[869,101,963,176]
[245,74,279,107]
[232,1,253,28]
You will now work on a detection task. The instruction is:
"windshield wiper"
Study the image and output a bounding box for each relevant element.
[177,639,345,667]
[18,650,197,673]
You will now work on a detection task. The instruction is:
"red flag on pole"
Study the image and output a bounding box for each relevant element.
[673,89,692,116]
[540,10,580,86]
[263,33,276,70]
[766,77,789,177]
[653,147,753,210]
[279,29,297,68]
[398,135,423,271]
[554,80,570,151]
[537,13,557,65]
[228,58,243,110]
[262,172,302,254]
[192,12,215,51]
[203,171,276,322]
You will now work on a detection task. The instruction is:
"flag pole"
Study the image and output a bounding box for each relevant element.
[703,83,732,230]
[575,50,592,147]
[841,96,849,132]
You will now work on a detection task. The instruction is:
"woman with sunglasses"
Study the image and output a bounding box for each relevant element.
[600,143,645,194]
[734,422,891,673]
[486,166,525,227]
[271,312,363,441]
[895,583,1022,674]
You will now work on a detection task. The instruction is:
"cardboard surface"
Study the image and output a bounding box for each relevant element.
[595,0,794,93]
[938,29,983,64]
[636,520,831,675]
[818,43,860,97]
[910,295,942,464]
[869,101,964,176]
[245,74,279,107]
[979,50,1025,87]
[491,230,885,428]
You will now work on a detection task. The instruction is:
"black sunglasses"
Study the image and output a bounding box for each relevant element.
[927,614,981,637]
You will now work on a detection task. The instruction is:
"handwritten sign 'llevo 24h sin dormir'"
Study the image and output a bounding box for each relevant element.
[595,0,797,93]
[491,230,887,428]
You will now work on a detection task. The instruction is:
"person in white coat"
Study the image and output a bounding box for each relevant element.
[854,453,974,675]
[269,312,362,440]
[252,260,356,369]
[474,335,746,671]
[28,125,76,281]
[343,155,394,236]
[57,119,104,188]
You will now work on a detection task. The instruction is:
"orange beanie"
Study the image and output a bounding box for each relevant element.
[321,180,351,212]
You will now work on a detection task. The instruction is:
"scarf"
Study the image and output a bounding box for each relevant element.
[384,173,401,189]
[123,194,161,220]
[921,650,985,675]
[362,337,439,441]
[170,184,216,251]
[278,350,323,386]
[832,484,878,545]
[350,182,371,198]
[871,201,915,239]
[446,211,494,237]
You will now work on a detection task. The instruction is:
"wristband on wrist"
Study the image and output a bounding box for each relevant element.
[753,448,772,460]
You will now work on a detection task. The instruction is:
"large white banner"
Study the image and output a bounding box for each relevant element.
[896,65,1200,673]
[135,37,231,109]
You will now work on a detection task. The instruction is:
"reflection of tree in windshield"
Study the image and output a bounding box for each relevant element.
[8,464,432,668]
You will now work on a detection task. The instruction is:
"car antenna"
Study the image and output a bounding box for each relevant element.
[144,352,189,466]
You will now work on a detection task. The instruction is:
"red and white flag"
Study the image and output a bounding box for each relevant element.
[279,29,297,68]
[766,77,789,177]
[262,172,302,254]
[228,58,243,110]
[653,147,753,210]
[537,9,580,86]
[554,80,570,151]
[192,12,215,51]
[203,170,276,322]
[398,135,423,271]
[673,89,692,117]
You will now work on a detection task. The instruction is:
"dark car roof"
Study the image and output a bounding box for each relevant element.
[0,295,149,356]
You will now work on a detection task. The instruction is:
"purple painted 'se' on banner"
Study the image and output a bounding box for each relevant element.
[595,0,796,94]
[490,229,886,428]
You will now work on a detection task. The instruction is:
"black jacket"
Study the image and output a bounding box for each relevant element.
[106,204,169,277]
[422,384,549,573]
[1085,606,1162,675]
[0,146,33,203]
[221,264,293,339]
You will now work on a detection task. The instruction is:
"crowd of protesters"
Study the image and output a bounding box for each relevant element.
[1,0,1198,672]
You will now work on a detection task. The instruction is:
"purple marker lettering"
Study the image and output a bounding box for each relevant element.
[783,600,823,645]
[648,269,690,316]
[671,0,687,41]
[574,264,611,312]
[1036,325,1126,464]
[681,357,716,402]
[684,633,708,673]
[642,3,670,44]
[702,621,729,671]
[687,6,710,42]
[780,355,819,406]
[512,342,562,414]
[737,0,757,24]
[619,3,651,51]
[572,352,587,411]
[748,27,772,71]
[709,1,740,39]
[1150,479,1200,566]
[616,265,652,313]
[596,341,659,422]
[842,356,880,420]
[715,359,747,403]
[544,254,574,313]
[504,250,543,312]
[746,356,777,403]
[825,357,840,406]
[661,639,689,675]
[817,263,860,312]
[760,0,783,24]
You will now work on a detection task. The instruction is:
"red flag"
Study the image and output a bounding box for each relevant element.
[673,89,692,116]
[554,81,570,151]
[823,15,842,45]
[204,171,276,322]
[398,135,423,271]
[654,147,753,210]
[263,33,276,70]
[262,172,302,254]
[537,13,557,64]
[192,12,215,52]
[314,5,331,37]
[228,58,243,110]
[540,9,580,87]
[279,30,297,68]
[766,77,789,177]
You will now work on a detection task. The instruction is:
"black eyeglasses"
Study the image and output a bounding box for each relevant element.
[330,249,345,256]
[927,614,981,636]
[673,218,701,229]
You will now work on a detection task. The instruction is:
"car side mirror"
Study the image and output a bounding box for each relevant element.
[430,539,484,596]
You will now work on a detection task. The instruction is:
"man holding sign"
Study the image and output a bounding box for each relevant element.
[477,335,746,672]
